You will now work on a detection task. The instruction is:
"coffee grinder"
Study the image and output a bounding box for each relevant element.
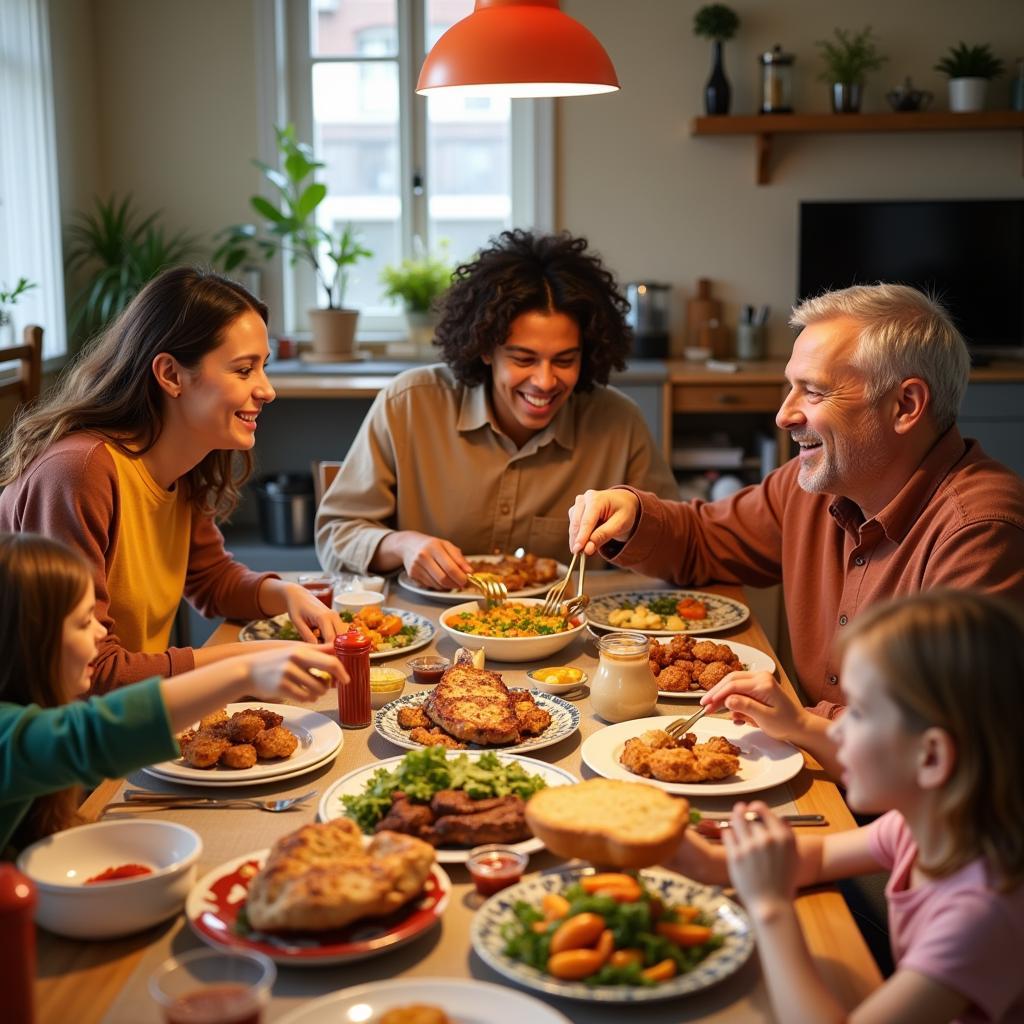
[626,282,671,359]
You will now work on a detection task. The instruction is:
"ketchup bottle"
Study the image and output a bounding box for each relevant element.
[0,864,37,1024]
[334,625,371,728]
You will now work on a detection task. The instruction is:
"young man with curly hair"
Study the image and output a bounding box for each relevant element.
[315,230,677,590]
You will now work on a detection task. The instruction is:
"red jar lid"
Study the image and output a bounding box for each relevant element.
[0,864,36,912]
[334,624,372,655]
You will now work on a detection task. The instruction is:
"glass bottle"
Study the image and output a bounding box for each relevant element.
[760,45,795,114]
[335,625,371,728]
[590,631,658,723]
[0,864,37,1023]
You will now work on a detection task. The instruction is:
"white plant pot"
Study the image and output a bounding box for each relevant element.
[405,310,438,359]
[948,77,987,112]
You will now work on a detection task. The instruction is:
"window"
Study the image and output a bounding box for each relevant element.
[260,0,552,334]
[0,0,66,360]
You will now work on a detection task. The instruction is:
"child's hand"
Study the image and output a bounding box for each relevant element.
[243,643,346,702]
[283,583,345,644]
[700,671,806,743]
[721,801,798,922]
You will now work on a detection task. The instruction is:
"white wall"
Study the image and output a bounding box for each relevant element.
[559,0,1024,356]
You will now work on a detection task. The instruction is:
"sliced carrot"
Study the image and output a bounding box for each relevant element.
[656,921,713,946]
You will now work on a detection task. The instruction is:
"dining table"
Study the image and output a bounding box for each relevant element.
[34,571,882,1023]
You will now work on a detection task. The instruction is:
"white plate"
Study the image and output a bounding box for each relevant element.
[398,554,570,603]
[587,589,750,635]
[239,609,435,660]
[277,978,573,1024]
[472,865,753,1003]
[655,639,776,700]
[580,715,804,797]
[318,751,578,864]
[187,847,449,966]
[142,704,342,787]
[374,690,580,754]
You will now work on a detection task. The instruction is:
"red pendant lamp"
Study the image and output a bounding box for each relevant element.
[416,0,620,99]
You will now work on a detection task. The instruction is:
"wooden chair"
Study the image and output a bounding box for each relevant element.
[0,324,43,407]
[312,460,344,507]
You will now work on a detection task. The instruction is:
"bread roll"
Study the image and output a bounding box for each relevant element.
[525,779,689,868]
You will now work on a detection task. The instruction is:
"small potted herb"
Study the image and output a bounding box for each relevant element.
[693,4,740,116]
[0,277,37,346]
[816,26,887,113]
[379,241,453,357]
[935,43,1004,112]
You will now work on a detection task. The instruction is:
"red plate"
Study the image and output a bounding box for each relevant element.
[186,850,450,966]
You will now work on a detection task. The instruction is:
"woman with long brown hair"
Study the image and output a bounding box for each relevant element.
[0,267,342,692]
[0,532,342,853]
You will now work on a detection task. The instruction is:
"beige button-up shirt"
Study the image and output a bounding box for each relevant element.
[315,364,678,574]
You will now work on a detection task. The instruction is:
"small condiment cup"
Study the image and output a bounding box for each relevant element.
[333,589,386,614]
[408,655,450,684]
[466,844,528,897]
[356,574,386,593]
[369,666,407,708]
[149,948,275,1024]
[526,666,588,696]
[298,576,334,608]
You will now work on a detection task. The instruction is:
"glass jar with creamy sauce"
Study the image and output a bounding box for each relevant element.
[590,631,658,723]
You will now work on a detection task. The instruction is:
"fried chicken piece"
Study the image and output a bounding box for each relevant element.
[620,737,657,777]
[220,743,257,769]
[691,747,741,779]
[409,726,466,750]
[657,663,694,692]
[697,661,733,689]
[180,731,230,768]
[380,1007,450,1024]
[253,725,299,759]
[177,728,196,754]
[638,729,678,749]
[514,702,551,736]
[649,659,661,677]
[199,709,229,730]
[397,706,431,730]
[690,640,722,662]
[250,707,284,729]
[648,745,739,782]
[699,735,742,756]
[226,710,266,743]
[649,641,675,668]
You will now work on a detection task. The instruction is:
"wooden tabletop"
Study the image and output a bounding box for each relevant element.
[35,575,881,1023]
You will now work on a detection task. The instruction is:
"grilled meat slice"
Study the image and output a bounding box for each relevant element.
[424,665,520,745]
[430,789,515,816]
[432,797,530,846]
[374,795,439,845]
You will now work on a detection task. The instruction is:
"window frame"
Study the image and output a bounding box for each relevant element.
[255,0,553,337]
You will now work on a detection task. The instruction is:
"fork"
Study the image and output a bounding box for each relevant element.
[105,789,318,813]
[467,573,508,607]
[540,551,579,616]
[665,704,709,740]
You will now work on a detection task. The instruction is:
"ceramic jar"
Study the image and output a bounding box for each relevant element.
[590,631,658,723]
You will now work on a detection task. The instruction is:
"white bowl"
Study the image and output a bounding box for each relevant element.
[439,598,586,664]
[525,666,589,695]
[333,589,387,613]
[369,666,407,709]
[17,819,202,939]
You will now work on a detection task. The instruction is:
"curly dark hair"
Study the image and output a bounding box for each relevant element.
[435,229,632,392]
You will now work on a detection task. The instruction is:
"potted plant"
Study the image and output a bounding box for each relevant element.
[693,4,740,116]
[216,125,373,361]
[935,43,1004,112]
[816,26,887,113]
[379,241,453,357]
[64,194,198,341]
[0,277,36,346]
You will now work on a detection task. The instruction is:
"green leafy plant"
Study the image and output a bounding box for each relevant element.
[934,42,1004,80]
[379,240,453,313]
[0,278,36,308]
[816,26,887,84]
[693,4,739,42]
[64,194,199,337]
[215,124,372,309]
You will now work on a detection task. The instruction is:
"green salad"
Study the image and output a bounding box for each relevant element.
[341,746,548,832]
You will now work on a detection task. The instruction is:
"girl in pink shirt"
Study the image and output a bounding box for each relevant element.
[670,590,1024,1022]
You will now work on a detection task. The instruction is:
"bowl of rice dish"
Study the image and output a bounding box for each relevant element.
[438,598,586,663]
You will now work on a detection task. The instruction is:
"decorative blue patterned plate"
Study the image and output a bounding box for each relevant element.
[587,589,749,636]
[374,690,580,754]
[471,865,754,1003]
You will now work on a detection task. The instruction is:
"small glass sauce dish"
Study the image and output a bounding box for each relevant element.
[408,655,450,684]
[466,844,528,896]
[525,666,588,696]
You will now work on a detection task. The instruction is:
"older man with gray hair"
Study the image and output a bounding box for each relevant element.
[568,283,1024,776]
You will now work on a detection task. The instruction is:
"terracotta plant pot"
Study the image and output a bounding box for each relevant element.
[948,77,987,112]
[307,308,359,361]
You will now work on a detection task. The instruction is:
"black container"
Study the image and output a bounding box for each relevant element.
[255,473,315,546]
[705,40,731,115]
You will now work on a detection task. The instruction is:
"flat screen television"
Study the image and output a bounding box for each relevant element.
[798,199,1024,354]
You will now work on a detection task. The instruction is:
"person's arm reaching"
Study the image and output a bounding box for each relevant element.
[568,488,642,556]
[372,531,473,590]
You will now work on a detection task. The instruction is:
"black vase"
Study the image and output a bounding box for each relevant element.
[704,40,731,115]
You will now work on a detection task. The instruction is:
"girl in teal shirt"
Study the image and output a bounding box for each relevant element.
[0,532,343,852]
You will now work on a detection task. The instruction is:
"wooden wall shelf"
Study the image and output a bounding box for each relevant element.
[690,111,1024,184]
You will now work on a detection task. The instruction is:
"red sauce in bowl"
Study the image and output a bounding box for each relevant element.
[409,657,449,684]
[85,863,153,884]
[165,983,261,1024]
[467,848,527,896]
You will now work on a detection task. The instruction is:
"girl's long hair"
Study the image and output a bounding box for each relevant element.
[0,533,93,847]
[0,267,268,519]
[842,590,1024,889]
